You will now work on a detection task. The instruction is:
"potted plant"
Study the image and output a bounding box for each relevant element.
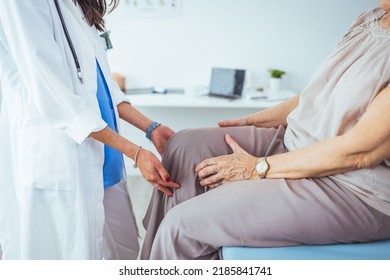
[268,69,286,91]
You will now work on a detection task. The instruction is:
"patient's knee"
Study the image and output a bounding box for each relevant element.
[165,128,207,154]
[158,203,192,235]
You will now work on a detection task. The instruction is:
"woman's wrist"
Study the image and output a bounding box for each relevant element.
[146,121,161,140]
[132,145,142,168]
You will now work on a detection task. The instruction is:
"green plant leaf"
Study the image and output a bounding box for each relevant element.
[269,69,286,78]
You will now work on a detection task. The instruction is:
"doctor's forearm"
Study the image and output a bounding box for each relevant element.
[117,102,153,132]
[90,126,139,160]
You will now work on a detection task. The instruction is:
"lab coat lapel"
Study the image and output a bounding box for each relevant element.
[62,0,97,98]
[63,1,122,127]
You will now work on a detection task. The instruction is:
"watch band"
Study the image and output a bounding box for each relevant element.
[146,121,161,140]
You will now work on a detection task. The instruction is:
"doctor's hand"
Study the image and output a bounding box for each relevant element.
[136,148,180,197]
[195,134,259,188]
[150,125,175,156]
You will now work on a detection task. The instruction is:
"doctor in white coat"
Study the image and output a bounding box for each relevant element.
[0,0,179,259]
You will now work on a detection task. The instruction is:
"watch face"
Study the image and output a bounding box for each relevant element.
[256,159,268,177]
[256,161,268,174]
[259,164,267,173]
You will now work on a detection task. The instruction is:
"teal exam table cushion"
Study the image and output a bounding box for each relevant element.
[222,239,390,260]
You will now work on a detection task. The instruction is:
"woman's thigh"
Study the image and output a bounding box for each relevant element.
[141,126,287,259]
[162,125,286,203]
[144,126,390,259]
[163,177,389,249]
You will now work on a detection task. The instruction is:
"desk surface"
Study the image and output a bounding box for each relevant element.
[125,89,297,109]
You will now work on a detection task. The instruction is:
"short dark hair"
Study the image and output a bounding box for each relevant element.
[75,0,119,32]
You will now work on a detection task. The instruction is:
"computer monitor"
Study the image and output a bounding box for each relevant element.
[208,67,246,99]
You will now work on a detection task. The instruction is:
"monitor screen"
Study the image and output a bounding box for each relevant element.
[209,68,246,97]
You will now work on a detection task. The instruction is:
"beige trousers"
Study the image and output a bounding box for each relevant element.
[103,180,139,260]
[141,126,390,260]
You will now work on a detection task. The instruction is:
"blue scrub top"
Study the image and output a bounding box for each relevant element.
[96,60,124,189]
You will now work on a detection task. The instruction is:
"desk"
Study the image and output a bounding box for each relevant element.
[120,90,296,175]
[125,89,296,109]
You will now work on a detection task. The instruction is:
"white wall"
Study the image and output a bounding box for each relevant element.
[0,79,2,110]
[106,0,376,93]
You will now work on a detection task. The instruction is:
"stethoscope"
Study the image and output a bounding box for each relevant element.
[54,0,113,84]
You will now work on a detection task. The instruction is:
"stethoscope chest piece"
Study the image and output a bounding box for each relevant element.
[100,31,113,50]
[54,0,114,83]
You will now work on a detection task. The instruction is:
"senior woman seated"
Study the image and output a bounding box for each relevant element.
[140,3,390,260]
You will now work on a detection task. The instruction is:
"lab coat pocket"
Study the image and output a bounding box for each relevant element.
[19,126,79,191]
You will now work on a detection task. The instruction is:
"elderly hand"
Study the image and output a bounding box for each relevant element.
[195,134,259,188]
[218,117,248,127]
[150,124,175,156]
[137,148,180,196]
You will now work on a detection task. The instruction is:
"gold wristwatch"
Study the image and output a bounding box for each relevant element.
[255,157,269,179]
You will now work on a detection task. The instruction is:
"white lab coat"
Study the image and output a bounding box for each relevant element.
[0,0,129,259]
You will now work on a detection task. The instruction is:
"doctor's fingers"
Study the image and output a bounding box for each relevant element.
[151,175,179,197]
[154,165,180,189]
[152,183,174,197]
[146,172,175,197]
[138,150,180,190]
[141,165,172,189]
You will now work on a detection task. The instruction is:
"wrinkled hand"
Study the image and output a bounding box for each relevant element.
[150,125,175,156]
[195,134,259,188]
[137,148,180,196]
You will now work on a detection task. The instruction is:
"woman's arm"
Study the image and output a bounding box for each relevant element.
[196,86,390,186]
[218,95,300,128]
[117,101,153,132]
[117,102,175,155]
[90,126,179,196]
[267,86,390,179]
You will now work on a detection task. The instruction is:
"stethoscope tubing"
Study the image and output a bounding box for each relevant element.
[54,0,83,83]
